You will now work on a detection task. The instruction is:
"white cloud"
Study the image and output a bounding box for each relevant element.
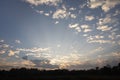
[98,15,113,25]
[17,47,50,53]
[97,25,112,31]
[101,0,120,12]
[85,15,95,21]
[0,44,9,48]
[84,29,92,33]
[81,24,89,29]
[36,10,44,14]
[108,32,116,40]
[89,47,104,55]
[69,23,79,28]
[8,50,15,56]
[69,23,81,32]
[15,40,21,44]
[81,24,92,33]
[25,0,62,6]
[44,13,50,16]
[69,7,76,11]
[50,53,84,69]
[88,0,103,8]
[83,34,88,37]
[86,35,113,44]
[55,21,59,24]
[70,14,77,19]
[21,60,36,67]
[0,50,6,54]
[57,44,61,48]
[87,39,111,44]
[113,10,120,16]
[52,9,69,19]
[87,35,104,40]
[0,40,4,42]
[88,0,120,12]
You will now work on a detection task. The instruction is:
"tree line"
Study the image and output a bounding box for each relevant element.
[0,63,120,80]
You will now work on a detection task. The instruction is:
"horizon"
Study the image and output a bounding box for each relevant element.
[0,0,120,70]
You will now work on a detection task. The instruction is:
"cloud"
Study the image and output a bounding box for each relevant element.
[0,57,35,70]
[85,15,95,21]
[52,5,76,19]
[88,0,103,9]
[97,25,112,31]
[88,0,120,12]
[86,35,113,44]
[55,21,59,24]
[89,47,104,55]
[101,0,120,12]
[21,60,36,67]
[44,13,50,16]
[70,14,77,19]
[69,7,76,11]
[0,40,4,42]
[0,50,6,54]
[17,47,51,59]
[81,24,92,32]
[31,59,59,69]
[97,14,115,26]
[50,53,85,69]
[87,39,111,44]
[52,8,69,19]
[25,0,62,6]
[0,42,10,55]
[8,50,19,56]
[15,40,21,44]
[69,23,81,32]
[84,29,92,33]
[17,47,50,53]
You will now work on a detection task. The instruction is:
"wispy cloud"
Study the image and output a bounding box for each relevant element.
[86,35,113,44]
[97,25,112,31]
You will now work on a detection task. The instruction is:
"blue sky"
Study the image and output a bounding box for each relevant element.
[0,0,120,70]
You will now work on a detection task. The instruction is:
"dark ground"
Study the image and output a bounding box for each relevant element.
[0,63,120,80]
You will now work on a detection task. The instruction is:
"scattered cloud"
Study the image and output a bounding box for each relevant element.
[44,13,50,16]
[0,40,4,42]
[15,40,21,44]
[86,35,113,44]
[69,23,81,32]
[70,14,77,19]
[8,50,19,56]
[81,24,92,33]
[69,7,76,11]
[85,15,95,21]
[97,25,112,31]
[17,47,50,53]
[89,47,104,55]
[50,53,85,69]
[88,0,120,12]
[52,8,69,19]
[55,21,59,24]
[0,50,6,54]
[97,14,115,26]
[24,0,62,6]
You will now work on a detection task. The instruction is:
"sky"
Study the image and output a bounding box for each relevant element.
[0,0,120,70]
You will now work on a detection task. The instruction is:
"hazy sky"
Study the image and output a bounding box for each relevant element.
[0,0,120,70]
